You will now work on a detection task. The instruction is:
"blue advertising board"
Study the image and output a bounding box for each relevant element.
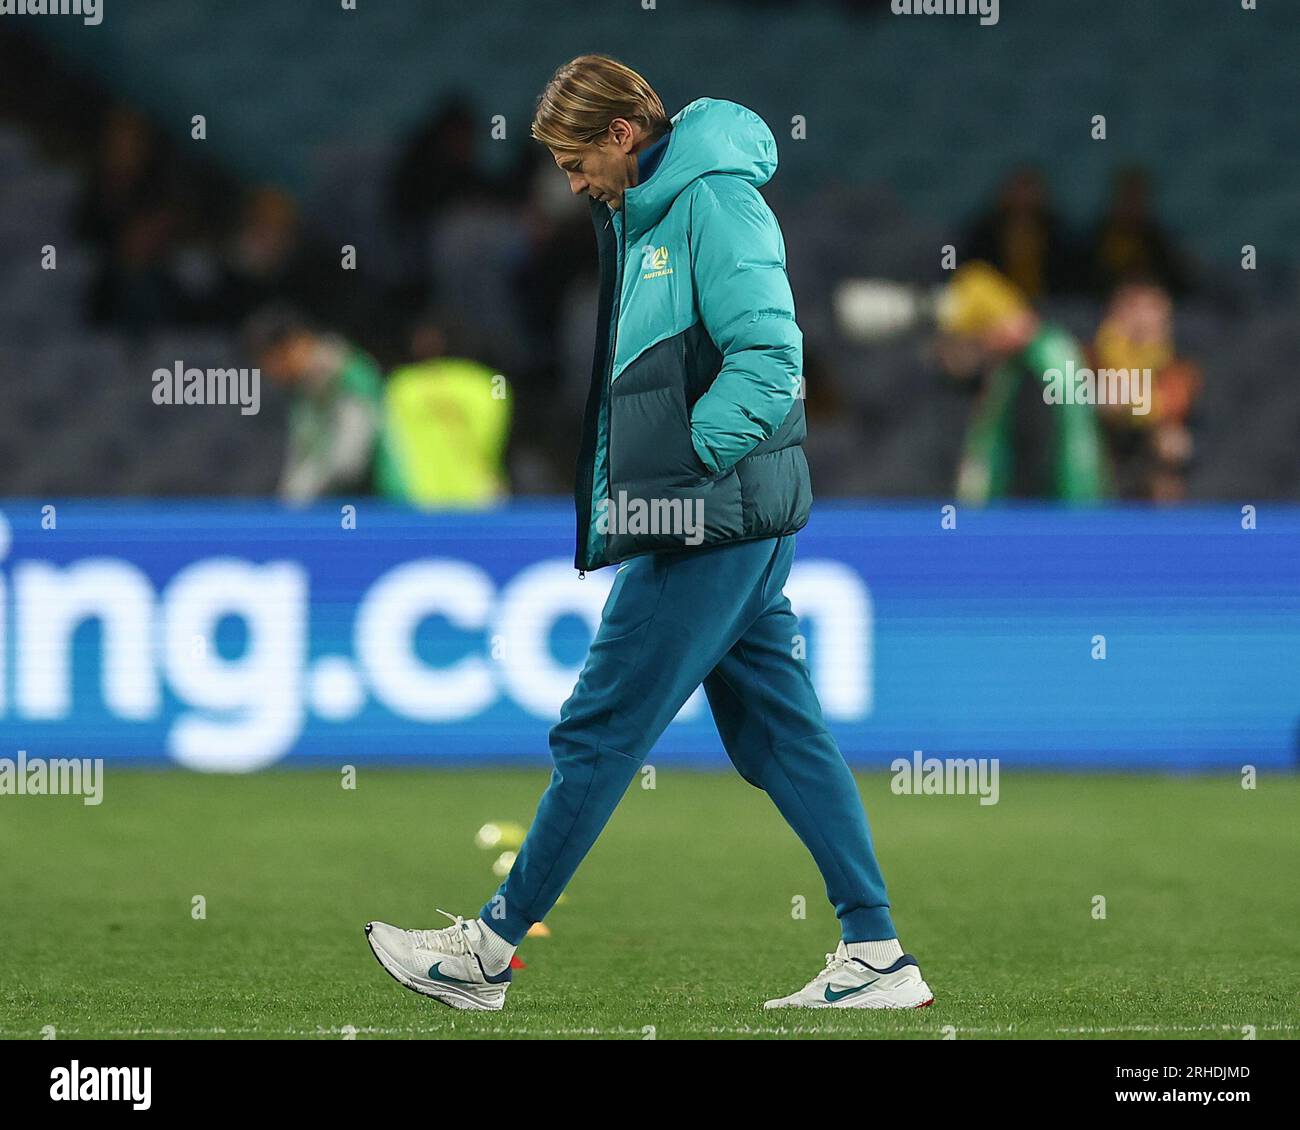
[0,501,1295,772]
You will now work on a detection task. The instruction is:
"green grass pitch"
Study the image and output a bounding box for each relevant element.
[1,768,1296,1040]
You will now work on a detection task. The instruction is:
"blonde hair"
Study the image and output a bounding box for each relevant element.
[532,54,668,152]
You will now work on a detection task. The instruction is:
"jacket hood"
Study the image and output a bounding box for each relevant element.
[623,98,777,237]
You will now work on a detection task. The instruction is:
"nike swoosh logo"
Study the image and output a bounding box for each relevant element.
[824,978,880,1002]
[474,954,513,985]
[427,962,476,985]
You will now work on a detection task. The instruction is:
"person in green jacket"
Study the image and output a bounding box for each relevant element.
[936,262,1109,504]
[245,307,404,503]
[366,56,933,1014]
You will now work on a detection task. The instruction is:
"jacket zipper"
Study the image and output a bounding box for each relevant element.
[574,209,610,575]
[580,208,625,577]
[599,213,626,569]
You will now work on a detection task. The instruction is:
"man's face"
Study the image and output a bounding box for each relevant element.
[1108,283,1172,345]
[258,333,316,386]
[550,118,639,210]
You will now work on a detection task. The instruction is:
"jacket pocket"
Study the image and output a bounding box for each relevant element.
[609,383,700,486]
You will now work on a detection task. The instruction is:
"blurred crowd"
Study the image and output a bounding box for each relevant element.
[57,97,1211,508]
[963,166,1192,302]
[77,107,361,340]
[933,262,1200,504]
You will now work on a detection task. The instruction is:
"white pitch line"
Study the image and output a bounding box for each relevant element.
[1054,1024,1295,1034]
[2,1022,1294,1038]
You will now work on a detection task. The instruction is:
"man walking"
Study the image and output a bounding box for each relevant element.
[366,55,933,1012]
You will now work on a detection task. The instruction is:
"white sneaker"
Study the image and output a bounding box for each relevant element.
[764,944,934,1010]
[365,910,511,1011]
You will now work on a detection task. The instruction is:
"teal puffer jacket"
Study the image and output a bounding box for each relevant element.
[574,97,811,572]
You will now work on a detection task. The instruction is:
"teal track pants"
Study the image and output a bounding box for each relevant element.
[480,534,896,944]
